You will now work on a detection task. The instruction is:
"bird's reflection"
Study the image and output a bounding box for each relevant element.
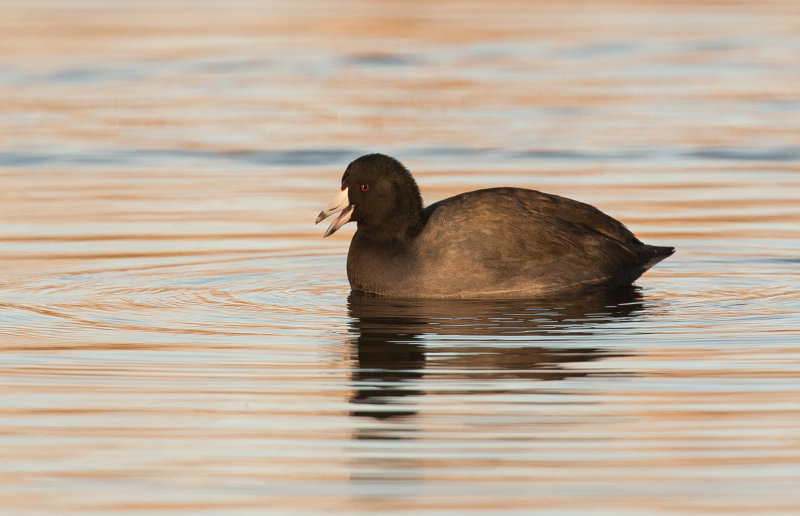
[347,286,645,422]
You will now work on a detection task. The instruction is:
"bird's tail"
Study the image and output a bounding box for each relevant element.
[639,245,675,272]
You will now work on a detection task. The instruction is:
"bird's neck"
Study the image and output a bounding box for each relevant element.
[357,213,425,245]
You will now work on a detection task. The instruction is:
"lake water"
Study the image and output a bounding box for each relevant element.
[1,1,799,514]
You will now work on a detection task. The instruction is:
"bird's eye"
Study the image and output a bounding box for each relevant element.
[360,184,370,192]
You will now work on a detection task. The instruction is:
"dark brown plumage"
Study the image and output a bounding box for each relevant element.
[317,153,674,298]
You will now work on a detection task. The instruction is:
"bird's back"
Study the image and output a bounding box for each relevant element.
[411,187,673,297]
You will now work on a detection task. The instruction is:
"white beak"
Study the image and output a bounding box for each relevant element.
[315,187,354,238]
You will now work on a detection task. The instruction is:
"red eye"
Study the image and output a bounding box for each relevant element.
[360,184,370,192]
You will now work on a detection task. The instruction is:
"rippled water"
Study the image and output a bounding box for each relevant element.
[2,1,800,514]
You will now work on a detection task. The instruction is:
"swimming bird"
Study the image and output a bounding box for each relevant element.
[316,153,674,298]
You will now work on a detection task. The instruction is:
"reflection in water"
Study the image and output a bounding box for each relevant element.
[347,287,644,421]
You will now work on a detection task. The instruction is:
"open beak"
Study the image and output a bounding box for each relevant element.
[315,187,354,238]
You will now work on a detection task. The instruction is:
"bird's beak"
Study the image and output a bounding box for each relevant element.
[315,187,354,238]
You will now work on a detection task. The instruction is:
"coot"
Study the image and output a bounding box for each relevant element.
[317,153,674,298]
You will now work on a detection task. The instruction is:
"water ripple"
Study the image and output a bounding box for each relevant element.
[689,146,800,162]
[0,250,349,348]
